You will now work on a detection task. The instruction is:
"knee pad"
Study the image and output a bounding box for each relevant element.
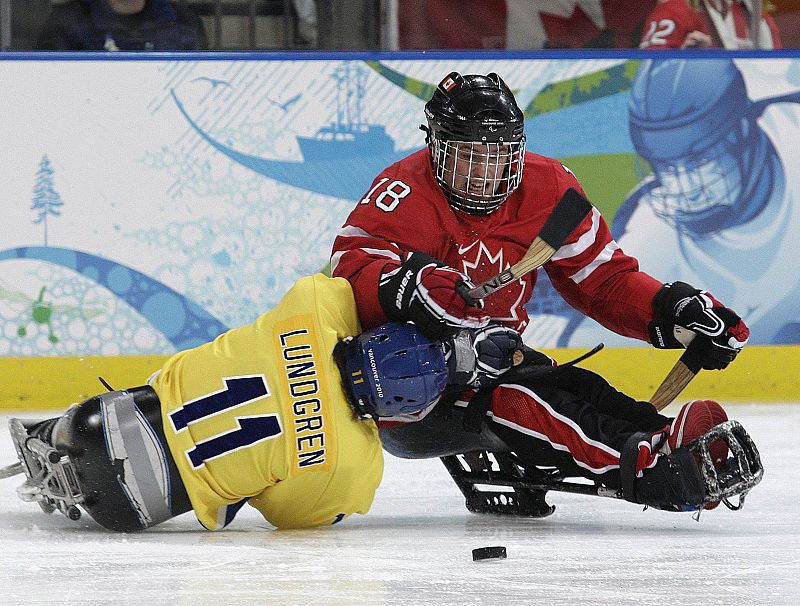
[53,387,182,531]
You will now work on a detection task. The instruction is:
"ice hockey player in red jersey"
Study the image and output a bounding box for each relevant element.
[639,0,782,49]
[330,71,757,514]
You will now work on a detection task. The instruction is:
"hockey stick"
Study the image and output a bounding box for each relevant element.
[751,0,763,49]
[457,188,592,304]
[0,461,23,479]
[650,327,700,411]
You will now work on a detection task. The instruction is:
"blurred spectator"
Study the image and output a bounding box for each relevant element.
[292,0,317,46]
[771,0,800,47]
[395,1,657,50]
[640,0,782,49]
[36,0,208,50]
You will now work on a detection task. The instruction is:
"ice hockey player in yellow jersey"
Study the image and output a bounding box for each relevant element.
[151,273,384,530]
[3,274,451,531]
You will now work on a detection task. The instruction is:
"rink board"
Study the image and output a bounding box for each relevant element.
[1,344,797,410]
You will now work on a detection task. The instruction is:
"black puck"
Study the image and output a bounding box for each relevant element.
[472,546,507,561]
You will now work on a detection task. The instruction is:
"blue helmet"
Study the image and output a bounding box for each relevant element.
[628,59,750,162]
[338,322,449,418]
[627,59,773,234]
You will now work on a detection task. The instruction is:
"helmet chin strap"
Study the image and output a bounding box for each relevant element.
[447,191,506,215]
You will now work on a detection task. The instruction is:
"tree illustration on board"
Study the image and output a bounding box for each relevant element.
[31,154,64,247]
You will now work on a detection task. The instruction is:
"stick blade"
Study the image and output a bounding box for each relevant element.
[538,188,593,250]
[464,188,592,302]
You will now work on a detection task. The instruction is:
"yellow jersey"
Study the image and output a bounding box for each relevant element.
[151,274,383,530]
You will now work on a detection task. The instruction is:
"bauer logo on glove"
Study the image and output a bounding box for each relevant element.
[648,281,749,370]
[378,251,489,341]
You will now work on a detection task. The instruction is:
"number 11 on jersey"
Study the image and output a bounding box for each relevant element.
[168,375,283,469]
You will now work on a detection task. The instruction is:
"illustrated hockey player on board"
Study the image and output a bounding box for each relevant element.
[330,71,761,515]
[566,58,800,348]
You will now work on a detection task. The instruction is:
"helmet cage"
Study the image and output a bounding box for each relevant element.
[430,137,525,215]
[647,123,747,231]
[688,419,763,511]
[423,72,526,215]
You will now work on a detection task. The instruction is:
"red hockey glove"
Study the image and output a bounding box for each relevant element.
[648,281,749,370]
[378,252,490,340]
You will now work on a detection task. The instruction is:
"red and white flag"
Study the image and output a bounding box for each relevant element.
[390,0,657,49]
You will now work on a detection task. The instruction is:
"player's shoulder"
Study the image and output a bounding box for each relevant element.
[293,273,352,292]
[359,149,449,218]
[524,151,568,171]
[511,152,584,219]
[522,152,581,190]
[286,274,356,309]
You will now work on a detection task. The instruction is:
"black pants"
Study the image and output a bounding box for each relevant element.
[381,366,671,488]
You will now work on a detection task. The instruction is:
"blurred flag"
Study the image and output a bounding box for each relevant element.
[389,0,657,49]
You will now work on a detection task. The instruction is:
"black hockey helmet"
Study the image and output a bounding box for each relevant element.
[422,72,526,214]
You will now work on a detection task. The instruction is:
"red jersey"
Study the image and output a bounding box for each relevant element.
[639,0,782,49]
[331,149,662,344]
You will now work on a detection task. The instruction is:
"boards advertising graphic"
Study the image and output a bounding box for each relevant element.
[1,55,799,361]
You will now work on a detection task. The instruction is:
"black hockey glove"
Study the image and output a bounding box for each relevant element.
[378,251,490,341]
[444,325,523,388]
[648,281,750,371]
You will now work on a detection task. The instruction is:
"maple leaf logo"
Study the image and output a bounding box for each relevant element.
[460,240,526,325]
[460,240,504,277]
[540,3,601,48]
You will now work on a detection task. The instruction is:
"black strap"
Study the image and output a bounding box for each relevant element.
[619,431,650,502]
[502,343,604,384]
[698,1,726,48]
[462,387,495,434]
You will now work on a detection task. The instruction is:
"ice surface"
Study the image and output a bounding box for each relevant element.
[1,404,798,605]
